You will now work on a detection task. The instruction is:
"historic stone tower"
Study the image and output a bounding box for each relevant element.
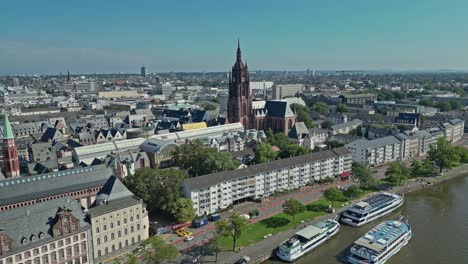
[2,114,20,178]
[227,39,253,129]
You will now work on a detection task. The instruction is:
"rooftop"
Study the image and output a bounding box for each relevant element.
[354,220,410,253]
[183,147,350,190]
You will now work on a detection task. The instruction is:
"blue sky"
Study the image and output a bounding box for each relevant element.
[1,0,467,74]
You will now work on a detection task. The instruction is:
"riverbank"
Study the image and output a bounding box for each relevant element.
[213,164,468,264]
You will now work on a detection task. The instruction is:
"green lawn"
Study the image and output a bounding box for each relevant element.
[217,199,339,250]
[218,188,378,250]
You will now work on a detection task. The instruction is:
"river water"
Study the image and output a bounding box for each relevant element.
[267,174,468,264]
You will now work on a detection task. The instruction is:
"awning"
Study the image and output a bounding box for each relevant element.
[340,171,351,178]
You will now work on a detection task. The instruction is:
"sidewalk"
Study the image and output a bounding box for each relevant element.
[169,179,352,250]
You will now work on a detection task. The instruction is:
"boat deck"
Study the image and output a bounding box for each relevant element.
[355,220,409,252]
[351,193,399,213]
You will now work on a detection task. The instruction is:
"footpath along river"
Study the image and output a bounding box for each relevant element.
[266,173,468,264]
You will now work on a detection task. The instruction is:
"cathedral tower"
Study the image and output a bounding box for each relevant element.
[227,39,253,129]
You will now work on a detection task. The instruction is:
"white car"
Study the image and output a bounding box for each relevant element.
[184,236,194,241]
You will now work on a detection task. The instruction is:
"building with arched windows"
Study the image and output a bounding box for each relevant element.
[0,197,93,264]
[87,176,149,263]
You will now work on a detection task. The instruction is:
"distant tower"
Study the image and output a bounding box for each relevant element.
[67,70,71,83]
[227,39,252,129]
[141,66,146,77]
[2,114,20,178]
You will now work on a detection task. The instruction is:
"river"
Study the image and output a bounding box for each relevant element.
[266,174,468,264]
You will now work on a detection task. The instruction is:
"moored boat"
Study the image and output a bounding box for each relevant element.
[340,192,404,227]
[348,218,411,264]
[276,219,340,262]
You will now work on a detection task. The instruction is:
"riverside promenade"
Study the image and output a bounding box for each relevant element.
[178,164,468,264]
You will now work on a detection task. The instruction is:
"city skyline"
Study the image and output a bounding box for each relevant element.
[1,0,468,74]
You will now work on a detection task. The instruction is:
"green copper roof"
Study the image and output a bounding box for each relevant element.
[2,114,14,139]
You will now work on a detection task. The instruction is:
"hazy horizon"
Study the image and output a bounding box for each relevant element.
[2,0,468,75]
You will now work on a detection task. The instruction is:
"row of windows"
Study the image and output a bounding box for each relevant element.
[97,236,141,257]
[95,215,140,233]
[0,188,99,212]
[96,225,141,245]
[4,241,87,264]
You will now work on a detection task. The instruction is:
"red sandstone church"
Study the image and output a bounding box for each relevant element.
[227,40,296,134]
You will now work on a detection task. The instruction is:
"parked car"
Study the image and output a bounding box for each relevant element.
[239,214,250,220]
[209,213,221,221]
[175,228,192,237]
[184,236,194,242]
[192,217,209,228]
[233,256,251,264]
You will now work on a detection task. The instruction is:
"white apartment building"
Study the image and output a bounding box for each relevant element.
[182,148,352,216]
[330,119,362,135]
[345,136,402,166]
[439,118,464,143]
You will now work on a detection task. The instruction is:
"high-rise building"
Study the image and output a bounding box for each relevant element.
[140,66,146,77]
[2,114,20,178]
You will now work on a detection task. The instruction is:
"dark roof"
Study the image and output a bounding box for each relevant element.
[264,101,294,117]
[0,164,113,206]
[184,147,351,190]
[40,127,63,143]
[0,197,89,256]
[88,176,141,216]
[288,122,309,139]
[191,109,208,122]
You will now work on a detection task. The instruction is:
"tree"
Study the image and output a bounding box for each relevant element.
[310,102,329,114]
[203,151,241,174]
[428,137,456,173]
[325,140,344,149]
[420,159,435,176]
[291,103,314,128]
[436,101,452,112]
[140,236,178,264]
[169,198,196,223]
[173,140,239,177]
[410,160,422,177]
[419,98,434,107]
[254,143,278,163]
[124,253,139,264]
[282,199,305,222]
[279,144,308,159]
[172,140,206,177]
[351,163,376,188]
[343,185,362,199]
[296,110,314,128]
[321,120,333,129]
[449,100,461,110]
[215,213,248,251]
[385,161,410,186]
[454,145,468,164]
[207,235,221,263]
[336,104,349,113]
[324,187,344,207]
[124,168,187,219]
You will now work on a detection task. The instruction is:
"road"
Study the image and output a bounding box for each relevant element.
[171,178,352,262]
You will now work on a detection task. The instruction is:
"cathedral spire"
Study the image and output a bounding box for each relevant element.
[236,38,242,62]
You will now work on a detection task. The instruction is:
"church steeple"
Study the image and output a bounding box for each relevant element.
[236,38,242,62]
[2,113,20,178]
[228,39,252,129]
